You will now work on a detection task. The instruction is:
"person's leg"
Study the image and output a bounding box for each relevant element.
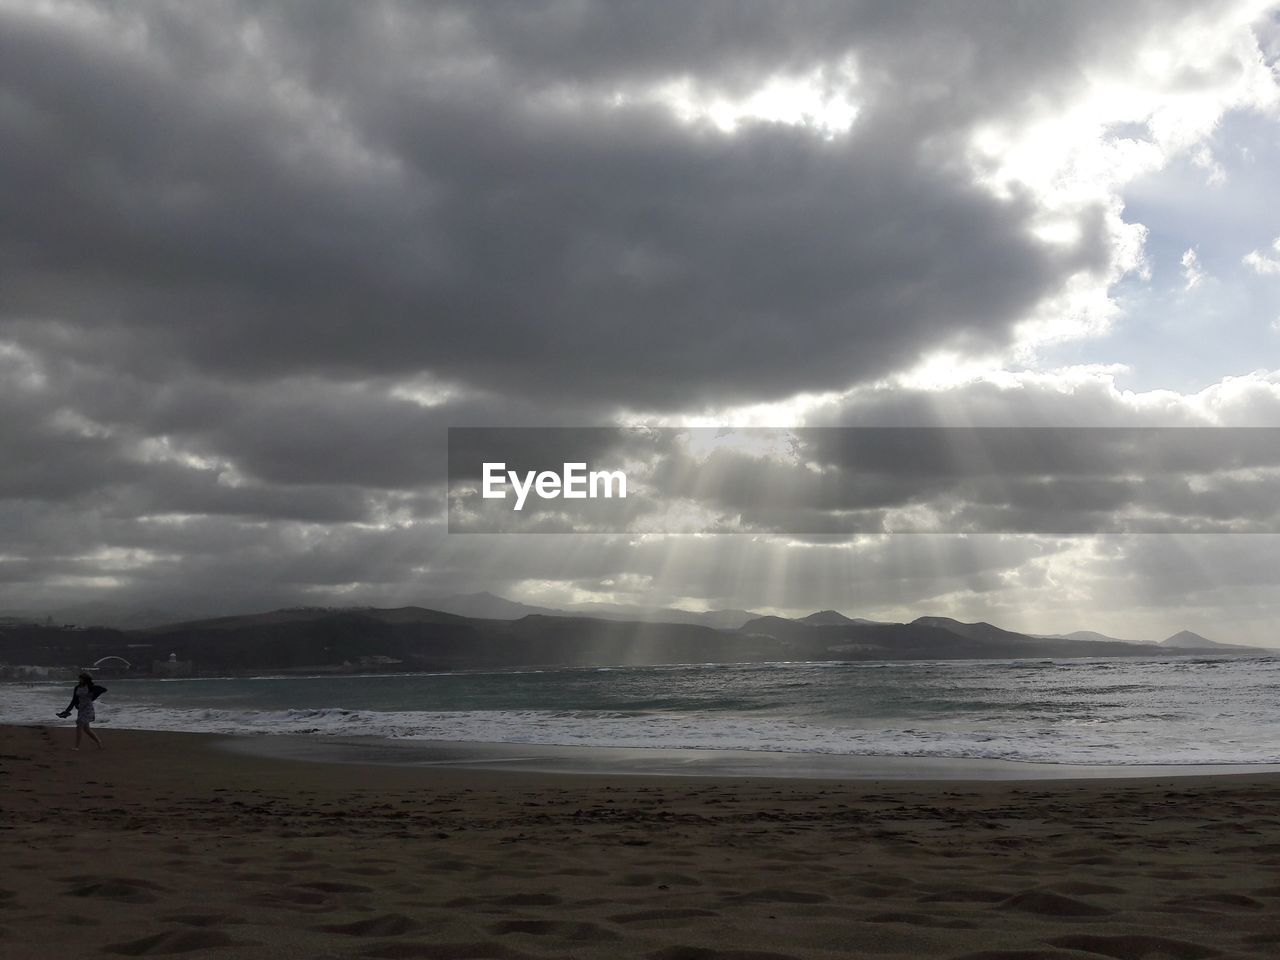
[83,725,102,749]
[74,723,82,750]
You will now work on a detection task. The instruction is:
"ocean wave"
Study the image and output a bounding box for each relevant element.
[6,694,1280,766]
[6,655,1280,766]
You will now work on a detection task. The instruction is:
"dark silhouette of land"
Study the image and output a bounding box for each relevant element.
[0,604,1266,677]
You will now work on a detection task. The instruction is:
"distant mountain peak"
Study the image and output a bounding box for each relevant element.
[912,616,1028,645]
[799,610,855,626]
[427,592,560,620]
[1161,629,1216,648]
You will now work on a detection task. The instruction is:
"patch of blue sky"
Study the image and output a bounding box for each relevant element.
[1038,109,1280,393]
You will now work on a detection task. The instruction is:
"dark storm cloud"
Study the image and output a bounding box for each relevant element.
[0,0,1201,409]
[1,0,1274,626]
[0,347,410,523]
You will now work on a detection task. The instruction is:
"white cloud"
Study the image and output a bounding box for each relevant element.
[1190,143,1228,184]
[804,364,1280,428]
[1244,235,1280,274]
[1181,247,1207,289]
[651,58,862,139]
[971,1,1280,350]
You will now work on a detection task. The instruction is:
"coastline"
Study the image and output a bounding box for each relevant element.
[223,730,1280,781]
[7,723,1280,959]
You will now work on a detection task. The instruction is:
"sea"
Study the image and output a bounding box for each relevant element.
[6,654,1280,767]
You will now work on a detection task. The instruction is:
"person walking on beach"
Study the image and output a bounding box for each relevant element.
[57,673,107,750]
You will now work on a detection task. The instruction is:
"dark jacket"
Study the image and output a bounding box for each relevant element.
[63,683,107,713]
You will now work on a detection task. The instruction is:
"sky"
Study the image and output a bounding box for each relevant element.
[3,0,1280,643]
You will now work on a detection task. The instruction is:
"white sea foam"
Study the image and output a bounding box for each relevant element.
[7,655,1279,765]
[7,684,1280,766]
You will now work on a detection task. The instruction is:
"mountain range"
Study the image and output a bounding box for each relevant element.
[5,592,1249,648]
[0,592,761,632]
[0,597,1267,676]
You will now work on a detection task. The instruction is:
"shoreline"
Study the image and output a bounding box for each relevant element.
[222,730,1280,782]
[8,723,1280,958]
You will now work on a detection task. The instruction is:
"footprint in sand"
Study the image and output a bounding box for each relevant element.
[1148,869,1199,881]
[1035,880,1124,896]
[445,893,561,908]
[65,877,165,905]
[231,870,292,883]
[295,880,374,893]
[488,919,620,941]
[248,887,331,911]
[855,872,917,887]
[862,911,976,930]
[1049,847,1116,864]
[316,913,424,937]
[995,891,1111,918]
[489,893,562,907]
[944,951,1088,960]
[722,888,830,905]
[1162,892,1262,911]
[617,872,702,887]
[100,929,236,955]
[424,859,472,873]
[849,883,898,899]
[645,947,803,960]
[161,913,245,927]
[357,940,536,959]
[607,908,719,924]
[918,888,1010,904]
[1047,933,1219,960]
[561,897,614,908]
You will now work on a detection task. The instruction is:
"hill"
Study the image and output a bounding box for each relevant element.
[562,603,758,630]
[912,616,1035,646]
[2,607,1268,677]
[424,592,561,620]
[1162,630,1216,648]
[798,610,884,627]
[737,614,1172,662]
[1159,630,1265,653]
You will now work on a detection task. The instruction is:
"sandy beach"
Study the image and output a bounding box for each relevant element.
[5,725,1280,959]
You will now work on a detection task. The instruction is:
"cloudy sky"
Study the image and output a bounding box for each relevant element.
[3,0,1280,643]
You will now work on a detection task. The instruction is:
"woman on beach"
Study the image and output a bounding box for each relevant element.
[57,673,107,750]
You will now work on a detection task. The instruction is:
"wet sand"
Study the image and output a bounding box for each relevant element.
[4,723,1280,959]
[224,732,1280,780]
